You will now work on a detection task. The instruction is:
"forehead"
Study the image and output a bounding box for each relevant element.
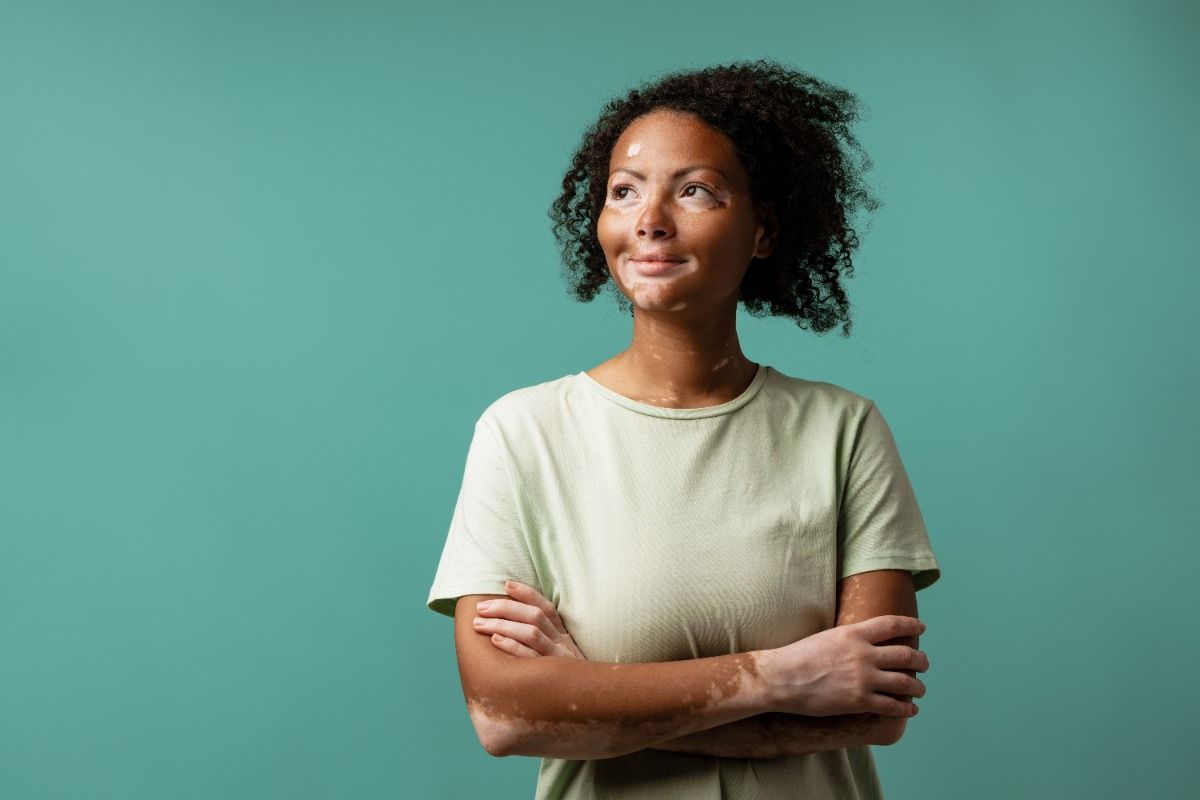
[609,110,746,184]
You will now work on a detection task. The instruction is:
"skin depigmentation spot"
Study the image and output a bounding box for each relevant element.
[465,651,765,758]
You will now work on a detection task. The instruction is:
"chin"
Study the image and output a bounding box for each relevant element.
[630,296,691,313]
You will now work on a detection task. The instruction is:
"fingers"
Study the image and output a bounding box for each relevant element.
[474,616,555,654]
[856,615,925,643]
[868,693,918,718]
[873,645,930,673]
[875,670,926,699]
[488,633,540,658]
[476,596,560,642]
[504,581,568,633]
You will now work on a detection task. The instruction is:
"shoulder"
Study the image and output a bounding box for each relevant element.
[475,372,578,437]
[763,366,877,425]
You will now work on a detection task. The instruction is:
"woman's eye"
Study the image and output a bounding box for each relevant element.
[609,185,633,200]
[683,184,714,198]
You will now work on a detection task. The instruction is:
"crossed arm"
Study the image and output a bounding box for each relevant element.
[455,569,924,759]
[645,569,920,758]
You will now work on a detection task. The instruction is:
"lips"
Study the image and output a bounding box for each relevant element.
[630,253,687,277]
[631,252,685,263]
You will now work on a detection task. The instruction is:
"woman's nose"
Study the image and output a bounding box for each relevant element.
[636,194,674,239]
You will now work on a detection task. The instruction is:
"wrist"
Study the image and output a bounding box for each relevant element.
[749,649,783,713]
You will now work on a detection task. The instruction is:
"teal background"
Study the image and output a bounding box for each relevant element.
[2,0,1196,797]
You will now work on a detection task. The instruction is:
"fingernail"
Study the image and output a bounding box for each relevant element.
[477,601,492,611]
[504,581,517,590]
[473,617,485,626]
[911,703,919,716]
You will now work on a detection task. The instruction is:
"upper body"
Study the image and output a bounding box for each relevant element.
[427,61,940,798]
[427,363,940,798]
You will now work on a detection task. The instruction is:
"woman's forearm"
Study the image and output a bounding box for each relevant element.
[467,650,774,760]
[646,711,898,759]
[643,570,924,759]
[461,572,925,760]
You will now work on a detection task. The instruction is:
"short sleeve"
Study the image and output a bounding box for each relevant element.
[838,402,941,591]
[426,415,540,618]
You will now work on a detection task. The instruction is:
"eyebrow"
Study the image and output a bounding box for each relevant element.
[608,165,729,180]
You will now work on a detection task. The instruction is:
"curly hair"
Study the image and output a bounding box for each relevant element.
[548,58,881,336]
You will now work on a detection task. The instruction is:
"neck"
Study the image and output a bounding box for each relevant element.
[613,305,758,406]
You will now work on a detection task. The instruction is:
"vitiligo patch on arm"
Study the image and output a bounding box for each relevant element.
[464,650,766,760]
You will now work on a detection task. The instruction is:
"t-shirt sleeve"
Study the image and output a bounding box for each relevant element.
[426,414,540,619]
[837,401,941,591]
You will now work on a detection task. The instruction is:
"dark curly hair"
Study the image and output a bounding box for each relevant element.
[548,58,881,336]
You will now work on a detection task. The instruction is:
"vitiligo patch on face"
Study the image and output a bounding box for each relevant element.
[627,142,641,157]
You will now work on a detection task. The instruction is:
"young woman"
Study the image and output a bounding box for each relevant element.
[427,59,941,799]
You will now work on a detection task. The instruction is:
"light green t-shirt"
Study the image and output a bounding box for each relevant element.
[427,364,941,799]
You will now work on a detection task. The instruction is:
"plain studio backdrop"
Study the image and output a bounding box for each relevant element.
[2,1,1197,798]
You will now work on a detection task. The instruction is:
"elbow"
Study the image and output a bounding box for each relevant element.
[871,715,908,747]
[467,697,520,757]
[479,732,514,758]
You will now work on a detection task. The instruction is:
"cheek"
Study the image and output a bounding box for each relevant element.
[595,211,623,264]
[681,218,741,258]
[694,218,758,263]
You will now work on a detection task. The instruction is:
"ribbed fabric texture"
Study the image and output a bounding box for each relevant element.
[428,364,940,799]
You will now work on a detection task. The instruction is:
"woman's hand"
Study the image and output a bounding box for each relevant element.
[472,581,586,659]
[761,615,929,718]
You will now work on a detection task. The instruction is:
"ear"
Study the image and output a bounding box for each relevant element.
[752,202,779,260]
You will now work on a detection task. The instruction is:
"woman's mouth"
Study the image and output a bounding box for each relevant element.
[630,257,687,276]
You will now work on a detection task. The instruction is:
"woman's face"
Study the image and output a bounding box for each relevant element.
[596,109,772,314]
